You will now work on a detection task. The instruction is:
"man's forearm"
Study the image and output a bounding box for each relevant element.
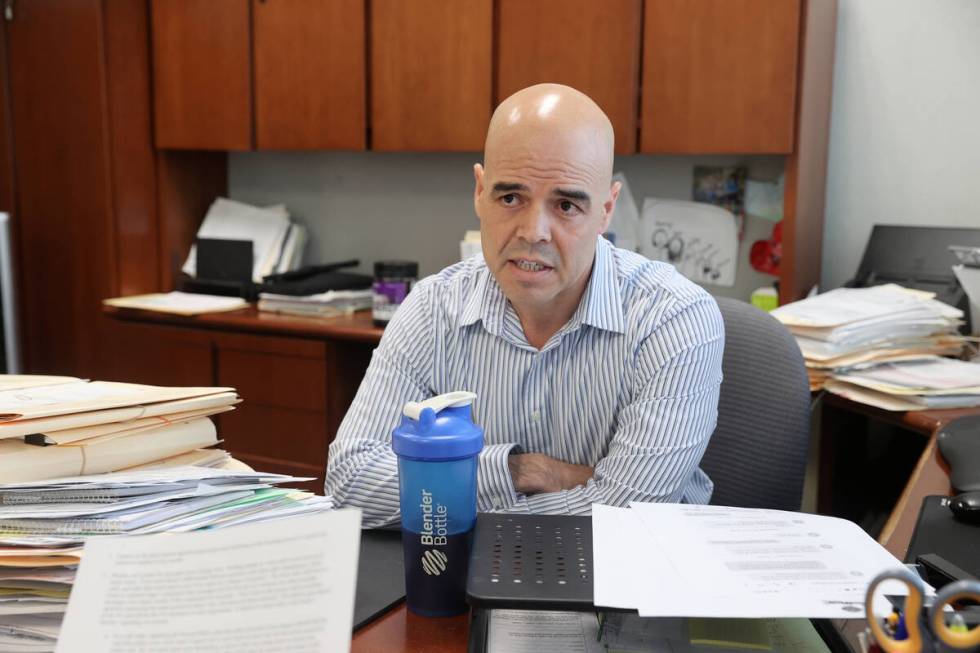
[507,453,594,495]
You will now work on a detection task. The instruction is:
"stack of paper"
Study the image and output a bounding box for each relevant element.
[0,378,242,483]
[771,284,966,390]
[825,355,980,411]
[102,291,248,316]
[182,198,308,283]
[0,468,334,650]
[594,503,915,619]
[257,289,374,318]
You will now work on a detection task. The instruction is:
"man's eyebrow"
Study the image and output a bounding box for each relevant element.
[553,188,592,204]
[491,182,529,194]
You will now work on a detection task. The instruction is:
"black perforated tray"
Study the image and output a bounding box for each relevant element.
[465,513,595,611]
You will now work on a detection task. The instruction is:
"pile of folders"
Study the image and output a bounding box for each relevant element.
[0,375,333,651]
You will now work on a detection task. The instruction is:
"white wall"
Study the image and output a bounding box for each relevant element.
[822,0,980,290]
[229,151,783,298]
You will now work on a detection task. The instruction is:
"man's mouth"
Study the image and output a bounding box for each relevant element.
[511,258,551,272]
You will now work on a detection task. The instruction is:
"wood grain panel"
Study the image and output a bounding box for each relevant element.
[0,19,15,217]
[151,0,252,149]
[104,0,160,295]
[371,0,492,151]
[325,340,373,439]
[7,1,115,376]
[220,404,329,462]
[641,0,801,153]
[781,0,838,303]
[496,0,642,155]
[216,341,326,412]
[99,320,213,386]
[253,0,366,149]
[156,150,227,290]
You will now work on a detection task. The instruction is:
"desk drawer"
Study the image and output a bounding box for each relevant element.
[217,347,327,412]
[219,404,328,463]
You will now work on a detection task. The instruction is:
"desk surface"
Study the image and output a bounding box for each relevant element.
[103,305,385,343]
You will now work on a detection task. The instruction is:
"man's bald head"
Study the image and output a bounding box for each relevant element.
[473,84,621,345]
[483,84,616,189]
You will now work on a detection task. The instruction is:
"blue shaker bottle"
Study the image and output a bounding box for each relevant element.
[392,391,483,616]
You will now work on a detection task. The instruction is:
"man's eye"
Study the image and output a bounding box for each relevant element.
[501,194,518,206]
[559,200,578,214]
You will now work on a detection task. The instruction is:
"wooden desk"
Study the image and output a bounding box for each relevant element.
[818,393,979,559]
[352,608,469,653]
[102,306,384,491]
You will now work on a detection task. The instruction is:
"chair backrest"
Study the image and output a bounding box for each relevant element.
[700,297,810,511]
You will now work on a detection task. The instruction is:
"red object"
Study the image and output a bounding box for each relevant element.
[750,220,783,275]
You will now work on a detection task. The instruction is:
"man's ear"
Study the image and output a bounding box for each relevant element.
[599,180,622,233]
[473,163,485,220]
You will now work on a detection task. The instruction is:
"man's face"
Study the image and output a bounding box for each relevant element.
[474,129,618,317]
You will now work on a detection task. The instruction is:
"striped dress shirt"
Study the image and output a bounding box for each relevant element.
[326,236,724,528]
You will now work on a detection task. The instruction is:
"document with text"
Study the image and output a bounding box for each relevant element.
[594,503,915,619]
[56,510,361,653]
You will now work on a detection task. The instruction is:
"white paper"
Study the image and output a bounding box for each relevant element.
[594,503,913,619]
[833,356,980,394]
[638,199,738,287]
[103,292,248,316]
[488,610,604,653]
[56,510,361,653]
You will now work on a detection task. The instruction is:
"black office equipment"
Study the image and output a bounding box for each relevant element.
[906,495,980,580]
[353,528,405,631]
[260,259,372,297]
[937,415,980,493]
[181,238,258,300]
[848,225,980,330]
[464,513,851,653]
[196,238,253,283]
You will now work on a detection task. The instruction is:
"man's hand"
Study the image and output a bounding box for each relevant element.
[508,453,594,495]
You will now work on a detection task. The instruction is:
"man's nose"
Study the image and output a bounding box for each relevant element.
[516,203,551,243]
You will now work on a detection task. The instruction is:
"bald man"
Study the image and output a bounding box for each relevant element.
[326,84,724,527]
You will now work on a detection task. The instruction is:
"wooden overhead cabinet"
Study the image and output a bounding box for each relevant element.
[151,0,252,150]
[252,0,366,149]
[641,0,801,154]
[496,0,643,155]
[152,0,366,150]
[371,0,493,151]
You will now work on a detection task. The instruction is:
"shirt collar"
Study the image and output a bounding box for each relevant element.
[458,236,625,336]
[575,236,626,334]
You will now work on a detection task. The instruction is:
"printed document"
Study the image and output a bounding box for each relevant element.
[56,510,361,653]
[488,610,603,653]
[594,504,913,619]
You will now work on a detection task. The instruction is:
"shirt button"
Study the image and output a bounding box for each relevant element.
[491,497,502,509]
[531,410,541,422]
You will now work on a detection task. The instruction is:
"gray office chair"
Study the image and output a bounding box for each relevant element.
[699,297,810,511]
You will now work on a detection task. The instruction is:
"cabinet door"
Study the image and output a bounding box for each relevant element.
[215,333,329,491]
[641,0,801,153]
[371,0,492,151]
[151,0,252,150]
[496,0,642,155]
[253,0,366,150]
[6,1,116,375]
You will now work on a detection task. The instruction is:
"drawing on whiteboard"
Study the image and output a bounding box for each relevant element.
[639,199,738,287]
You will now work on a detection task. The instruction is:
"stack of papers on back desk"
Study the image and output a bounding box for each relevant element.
[825,355,980,410]
[771,284,966,391]
[593,503,916,619]
[257,289,373,318]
